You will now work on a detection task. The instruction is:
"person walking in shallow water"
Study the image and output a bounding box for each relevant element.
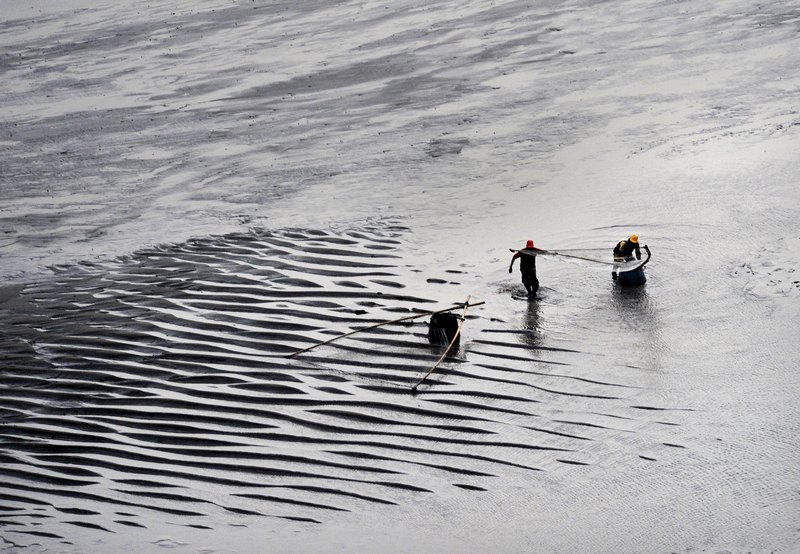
[612,234,641,280]
[509,239,547,297]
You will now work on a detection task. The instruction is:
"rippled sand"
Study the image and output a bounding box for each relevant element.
[2,0,799,552]
[2,222,797,552]
[0,224,661,543]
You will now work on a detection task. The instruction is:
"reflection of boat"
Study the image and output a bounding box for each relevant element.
[616,245,651,287]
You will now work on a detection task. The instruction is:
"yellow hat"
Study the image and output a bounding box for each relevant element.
[630,234,638,243]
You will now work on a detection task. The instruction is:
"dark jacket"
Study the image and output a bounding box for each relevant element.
[613,239,641,260]
[510,247,541,273]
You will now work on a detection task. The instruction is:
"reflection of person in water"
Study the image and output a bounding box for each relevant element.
[612,234,641,280]
[509,239,548,297]
[522,297,543,348]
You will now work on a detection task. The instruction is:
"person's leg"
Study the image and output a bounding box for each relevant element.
[522,272,532,295]
[530,273,539,295]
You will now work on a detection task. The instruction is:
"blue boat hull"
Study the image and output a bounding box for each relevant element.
[617,267,646,286]
[614,245,650,287]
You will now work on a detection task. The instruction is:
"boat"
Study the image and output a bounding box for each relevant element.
[427,312,461,346]
[615,245,651,286]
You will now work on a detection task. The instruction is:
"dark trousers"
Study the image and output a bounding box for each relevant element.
[522,270,539,295]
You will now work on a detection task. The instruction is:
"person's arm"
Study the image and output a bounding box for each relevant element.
[509,251,520,273]
[634,242,641,260]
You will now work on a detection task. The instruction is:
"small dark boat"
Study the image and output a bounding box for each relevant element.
[616,245,651,287]
[428,312,461,346]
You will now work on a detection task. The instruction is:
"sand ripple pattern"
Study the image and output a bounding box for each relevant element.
[0,226,680,543]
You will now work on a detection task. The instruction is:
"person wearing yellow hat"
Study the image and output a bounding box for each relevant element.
[612,234,641,280]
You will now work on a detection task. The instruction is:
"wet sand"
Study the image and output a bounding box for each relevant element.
[2,0,799,552]
[0,224,713,550]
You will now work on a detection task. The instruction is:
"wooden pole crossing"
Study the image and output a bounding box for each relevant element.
[285,299,485,358]
[411,295,472,392]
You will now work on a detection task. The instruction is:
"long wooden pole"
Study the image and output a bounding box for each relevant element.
[285,299,485,358]
[411,295,471,392]
[509,247,616,266]
[510,247,653,268]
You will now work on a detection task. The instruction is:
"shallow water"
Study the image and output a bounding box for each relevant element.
[1,0,799,552]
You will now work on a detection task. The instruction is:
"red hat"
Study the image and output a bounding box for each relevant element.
[526,240,534,248]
